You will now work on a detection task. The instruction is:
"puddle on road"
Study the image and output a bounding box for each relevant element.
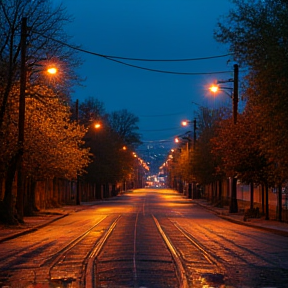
[50,277,76,287]
[25,277,77,288]
[199,273,226,287]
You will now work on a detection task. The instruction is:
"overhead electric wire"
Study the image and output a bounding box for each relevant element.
[32,30,233,75]
[140,127,180,132]
[100,57,232,75]
[141,139,173,143]
[139,111,186,117]
[101,53,233,62]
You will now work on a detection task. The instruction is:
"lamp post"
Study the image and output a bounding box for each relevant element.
[181,119,198,199]
[174,131,193,197]
[17,17,59,219]
[209,64,239,213]
[181,119,197,149]
[175,131,192,152]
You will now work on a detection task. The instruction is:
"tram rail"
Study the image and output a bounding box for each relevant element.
[154,215,226,287]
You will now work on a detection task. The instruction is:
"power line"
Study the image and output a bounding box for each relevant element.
[104,53,233,62]
[140,127,180,132]
[32,30,231,62]
[103,57,232,75]
[140,139,173,143]
[32,30,233,75]
[139,111,186,117]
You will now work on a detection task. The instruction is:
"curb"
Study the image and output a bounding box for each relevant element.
[0,213,69,244]
[218,214,288,237]
[194,201,288,237]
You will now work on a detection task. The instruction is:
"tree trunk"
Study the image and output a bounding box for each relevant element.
[261,185,265,215]
[76,174,80,205]
[250,183,254,210]
[278,184,282,222]
[24,177,38,216]
[2,155,19,224]
[16,163,24,223]
[219,179,222,206]
[229,177,238,213]
[265,184,269,220]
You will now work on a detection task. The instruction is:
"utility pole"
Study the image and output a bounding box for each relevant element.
[16,17,28,222]
[193,118,197,149]
[230,64,239,213]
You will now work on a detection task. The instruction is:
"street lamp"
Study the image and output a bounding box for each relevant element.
[209,64,239,213]
[181,120,189,127]
[181,119,197,149]
[174,131,192,151]
[174,132,193,197]
[94,122,101,129]
[47,67,57,74]
[18,17,59,218]
[209,85,220,93]
[209,64,239,125]
[181,120,198,199]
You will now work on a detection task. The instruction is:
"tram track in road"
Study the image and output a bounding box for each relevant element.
[85,215,121,288]
[92,212,181,288]
[46,214,121,287]
[175,219,288,286]
[172,221,221,267]
[197,223,288,268]
[154,215,226,287]
[43,215,108,267]
[152,215,189,288]
[89,212,221,287]
[0,214,121,287]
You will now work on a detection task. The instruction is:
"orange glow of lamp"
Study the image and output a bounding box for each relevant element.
[181,120,189,126]
[47,67,57,75]
[209,85,219,93]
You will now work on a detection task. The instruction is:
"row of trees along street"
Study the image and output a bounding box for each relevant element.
[0,0,143,225]
[166,0,288,222]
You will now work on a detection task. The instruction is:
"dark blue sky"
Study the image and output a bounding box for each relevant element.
[53,0,235,144]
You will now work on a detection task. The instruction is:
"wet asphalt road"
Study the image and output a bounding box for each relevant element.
[0,188,288,288]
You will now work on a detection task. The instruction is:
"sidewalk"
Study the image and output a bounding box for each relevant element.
[0,199,288,243]
[193,198,288,237]
[0,204,92,243]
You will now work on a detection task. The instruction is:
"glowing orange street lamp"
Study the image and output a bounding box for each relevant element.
[209,64,238,126]
[180,119,197,149]
[181,120,189,127]
[47,67,57,74]
[209,85,219,93]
